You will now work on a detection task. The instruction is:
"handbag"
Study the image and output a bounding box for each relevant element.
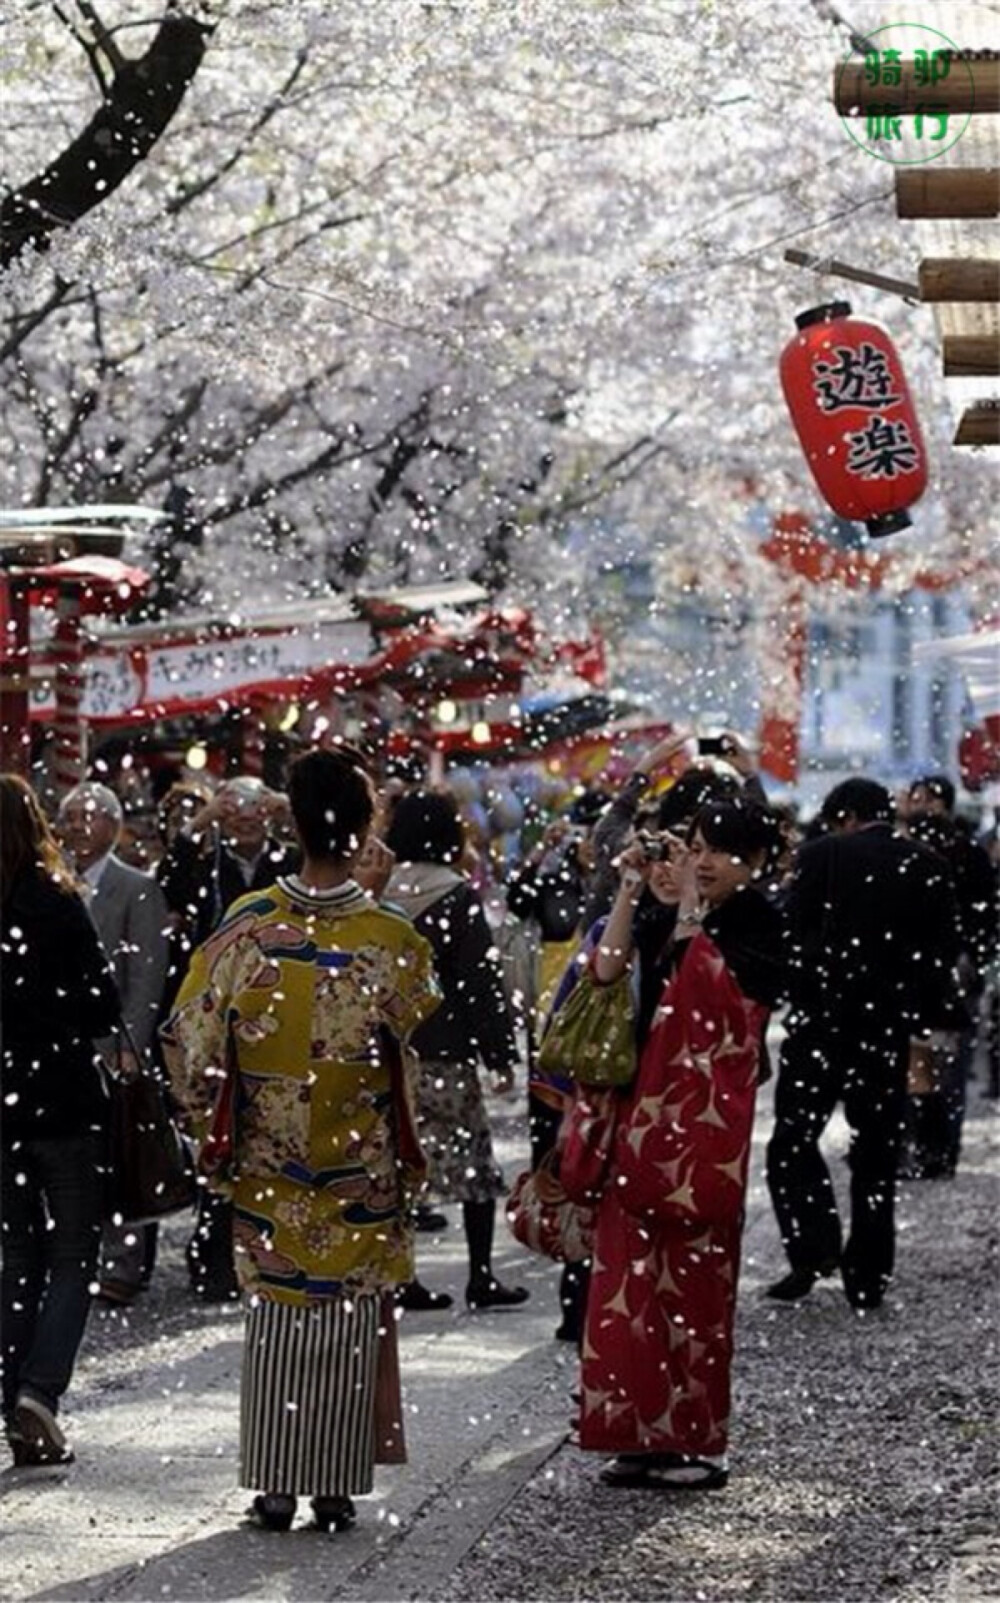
[537,967,636,1089]
[105,1026,198,1225]
[505,1151,595,1264]
[379,1026,428,1199]
[374,1292,407,1466]
[198,1057,237,1184]
[558,1086,619,1205]
[906,1033,957,1096]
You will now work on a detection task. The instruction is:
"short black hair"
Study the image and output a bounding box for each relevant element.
[657,767,741,830]
[909,773,956,813]
[906,811,955,858]
[687,799,782,868]
[820,778,894,826]
[287,748,375,861]
[568,789,612,827]
[384,790,464,865]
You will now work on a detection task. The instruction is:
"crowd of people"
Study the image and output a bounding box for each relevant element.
[1,731,997,1526]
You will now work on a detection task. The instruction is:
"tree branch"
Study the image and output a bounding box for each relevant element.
[1,12,211,270]
[165,44,309,217]
[51,1,110,93]
[74,0,127,74]
[0,277,73,363]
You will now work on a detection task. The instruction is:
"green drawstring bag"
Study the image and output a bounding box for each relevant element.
[537,969,637,1089]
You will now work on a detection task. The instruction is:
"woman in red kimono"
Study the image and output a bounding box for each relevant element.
[575,800,785,1490]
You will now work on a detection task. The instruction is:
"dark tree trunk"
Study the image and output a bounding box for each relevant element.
[1,14,211,271]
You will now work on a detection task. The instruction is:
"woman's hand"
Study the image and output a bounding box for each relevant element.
[634,730,694,780]
[594,843,649,984]
[614,838,654,892]
[718,730,756,779]
[648,836,701,914]
[356,837,396,900]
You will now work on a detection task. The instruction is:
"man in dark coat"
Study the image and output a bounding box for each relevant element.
[766,778,962,1311]
[156,776,298,1300]
[904,776,999,1175]
[58,782,170,1306]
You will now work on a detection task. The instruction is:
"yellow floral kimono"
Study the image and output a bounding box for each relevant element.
[162,876,439,1306]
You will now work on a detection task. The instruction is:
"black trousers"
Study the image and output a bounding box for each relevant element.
[1,1134,104,1423]
[187,1190,238,1298]
[766,1026,908,1306]
[528,1090,590,1342]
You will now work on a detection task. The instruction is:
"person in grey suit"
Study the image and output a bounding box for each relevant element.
[58,782,171,1304]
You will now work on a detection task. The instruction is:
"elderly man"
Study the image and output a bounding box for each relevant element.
[156,775,299,1300]
[157,776,299,953]
[58,782,171,1305]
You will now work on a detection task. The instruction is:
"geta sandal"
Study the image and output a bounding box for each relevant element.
[245,1493,296,1531]
[309,1495,356,1533]
[600,1454,728,1491]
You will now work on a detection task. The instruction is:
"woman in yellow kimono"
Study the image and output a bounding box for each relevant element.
[162,749,439,1533]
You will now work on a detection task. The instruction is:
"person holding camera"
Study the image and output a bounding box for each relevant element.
[583,729,766,928]
[576,799,785,1490]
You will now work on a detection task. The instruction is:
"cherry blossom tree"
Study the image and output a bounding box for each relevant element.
[2,0,994,662]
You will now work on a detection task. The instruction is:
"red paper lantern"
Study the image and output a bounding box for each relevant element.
[959,725,1000,792]
[780,301,928,539]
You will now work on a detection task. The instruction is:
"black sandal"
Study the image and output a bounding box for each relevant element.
[465,1279,529,1310]
[600,1454,728,1491]
[309,1495,356,1533]
[245,1493,296,1531]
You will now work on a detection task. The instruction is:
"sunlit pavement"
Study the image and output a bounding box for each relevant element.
[2,1078,997,1602]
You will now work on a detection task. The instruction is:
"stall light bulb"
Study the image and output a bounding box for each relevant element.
[279,703,300,733]
[185,744,209,771]
[437,699,458,725]
[471,721,491,745]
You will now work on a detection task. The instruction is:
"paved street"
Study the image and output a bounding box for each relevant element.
[2,1086,997,1603]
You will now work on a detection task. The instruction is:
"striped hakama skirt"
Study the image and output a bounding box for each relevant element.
[240,1294,382,1497]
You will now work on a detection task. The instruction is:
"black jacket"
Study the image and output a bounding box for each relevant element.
[392,876,518,1072]
[949,830,999,982]
[156,830,300,1007]
[1,869,120,1141]
[507,851,589,943]
[633,885,786,1048]
[785,824,963,1037]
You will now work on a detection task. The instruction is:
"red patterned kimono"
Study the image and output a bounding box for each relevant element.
[578,926,768,1460]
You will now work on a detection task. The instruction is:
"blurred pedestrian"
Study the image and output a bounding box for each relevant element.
[766,779,963,1311]
[1,775,120,1466]
[386,791,528,1311]
[902,801,997,1177]
[162,748,439,1532]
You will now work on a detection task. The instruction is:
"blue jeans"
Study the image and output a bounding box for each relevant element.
[1,1133,105,1424]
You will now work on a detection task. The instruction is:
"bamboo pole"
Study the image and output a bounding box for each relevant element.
[896,168,1000,218]
[834,59,1000,116]
[783,248,919,300]
[942,335,1000,377]
[954,403,1000,446]
[919,259,1000,302]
